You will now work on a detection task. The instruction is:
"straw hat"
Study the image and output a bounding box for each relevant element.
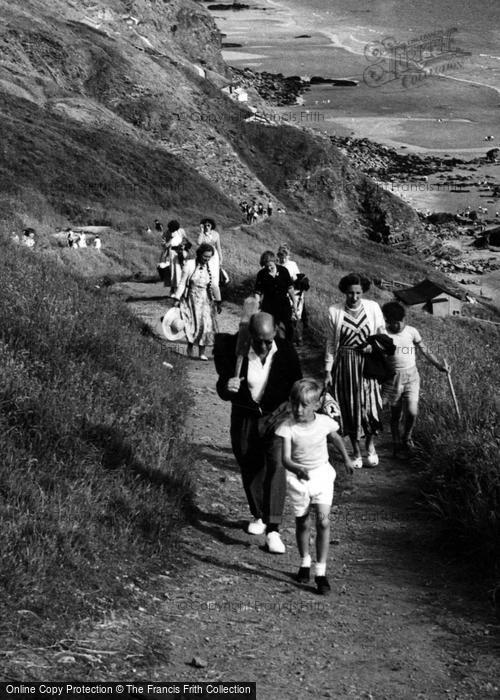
[162,307,186,341]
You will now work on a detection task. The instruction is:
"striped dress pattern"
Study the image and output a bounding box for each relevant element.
[332,307,383,439]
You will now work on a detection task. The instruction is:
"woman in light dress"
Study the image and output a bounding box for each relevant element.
[171,243,221,360]
[197,218,223,285]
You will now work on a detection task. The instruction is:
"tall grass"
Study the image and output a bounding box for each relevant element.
[0,240,193,641]
[412,316,500,576]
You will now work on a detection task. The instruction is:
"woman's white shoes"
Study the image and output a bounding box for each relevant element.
[351,452,379,468]
[366,451,379,467]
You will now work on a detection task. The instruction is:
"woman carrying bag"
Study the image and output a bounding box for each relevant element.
[171,243,222,360]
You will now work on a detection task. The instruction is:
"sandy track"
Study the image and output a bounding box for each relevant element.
[104,282,500,699]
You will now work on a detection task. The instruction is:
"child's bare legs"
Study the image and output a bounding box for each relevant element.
[390,402,403,454]
[314,504,331,566]
[295,512,311,560]
[402,398,418,446]
[313,504,331,594]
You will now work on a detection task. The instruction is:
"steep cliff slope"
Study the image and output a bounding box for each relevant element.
[0,0,422,242]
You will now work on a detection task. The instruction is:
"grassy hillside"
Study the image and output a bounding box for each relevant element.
[0,240,193,645]
[0,0,498,615]
[0,92,241,236]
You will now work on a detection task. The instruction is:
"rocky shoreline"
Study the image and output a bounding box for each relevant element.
[229,66,308,106]
[226,65,500,297]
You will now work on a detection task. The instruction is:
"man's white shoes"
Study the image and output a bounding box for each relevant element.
[247,518,266,535]
[265,531,286,554]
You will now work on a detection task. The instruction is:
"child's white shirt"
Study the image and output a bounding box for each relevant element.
[275,413,339,471]
[386,325,422,371]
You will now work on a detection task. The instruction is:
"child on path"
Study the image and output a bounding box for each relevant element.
[381,302,449,456]
[275,379,354,595]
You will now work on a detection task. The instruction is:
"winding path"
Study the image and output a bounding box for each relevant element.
[103,281,500,698]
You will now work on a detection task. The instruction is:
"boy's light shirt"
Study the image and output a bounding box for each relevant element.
[247,341,278,404]
[386,325,422,371]
[276,413,339,471]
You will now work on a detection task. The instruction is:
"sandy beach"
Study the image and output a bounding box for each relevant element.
[210,0,500,217]
[213,0,500,156]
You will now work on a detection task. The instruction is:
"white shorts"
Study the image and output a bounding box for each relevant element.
[383,366,420,407]
[286,462,336,517]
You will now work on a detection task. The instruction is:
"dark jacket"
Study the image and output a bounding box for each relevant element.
[362,333,396,383]
[254,266,294,323]
[215,334,302,414]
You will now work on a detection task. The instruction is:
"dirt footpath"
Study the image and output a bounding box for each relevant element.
[112,283,500,699]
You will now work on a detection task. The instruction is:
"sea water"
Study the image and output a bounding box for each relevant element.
[217,0,500,151]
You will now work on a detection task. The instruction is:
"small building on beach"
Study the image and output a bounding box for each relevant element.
[394,278,464,317]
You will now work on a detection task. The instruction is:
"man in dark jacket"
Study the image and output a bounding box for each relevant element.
[216,312,302,553]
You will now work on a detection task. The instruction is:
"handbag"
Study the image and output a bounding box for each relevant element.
[257,401,290,439]
[318,389,341,421]
[157,261,171,284]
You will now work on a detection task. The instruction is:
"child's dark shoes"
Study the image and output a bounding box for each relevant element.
[315,576,331,595]
[296,566,310,583]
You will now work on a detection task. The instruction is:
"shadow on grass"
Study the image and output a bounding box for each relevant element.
[82,422,194,495]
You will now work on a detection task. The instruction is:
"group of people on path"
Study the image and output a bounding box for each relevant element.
[160,218,224,360]
[66,228,102,250]
[239,199,273,224]
[214,272,449,596]
[161,218,309,359]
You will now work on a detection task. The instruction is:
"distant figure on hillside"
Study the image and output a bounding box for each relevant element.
[66,228,77,248]
[381,302,449,457]
[257,202,264,217]
[11,231,20,245]
[22,228,36,248]
[78,232,87,248]
[267,199,273,217]
[94,235,102,251]
[154,219,164,236]
[246,203,255,225]
[324,273,385,469]
[198,218,223,286]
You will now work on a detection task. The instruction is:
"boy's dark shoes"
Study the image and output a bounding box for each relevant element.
[315,576,331,595]
[402,438,417,457]
[296,566,310,583]
[392,443,404,458]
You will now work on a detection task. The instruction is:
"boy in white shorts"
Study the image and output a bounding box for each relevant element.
[382,302,448,456]
[275,379,354,595]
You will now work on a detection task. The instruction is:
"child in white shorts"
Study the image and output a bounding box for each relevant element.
[382,302,448,455]
[275,379,354,595]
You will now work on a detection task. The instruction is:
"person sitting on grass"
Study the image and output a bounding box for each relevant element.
[381,301,449,456]
[275,379,354,595]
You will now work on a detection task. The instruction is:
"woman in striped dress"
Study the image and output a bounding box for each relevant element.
[324,273,385,468]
